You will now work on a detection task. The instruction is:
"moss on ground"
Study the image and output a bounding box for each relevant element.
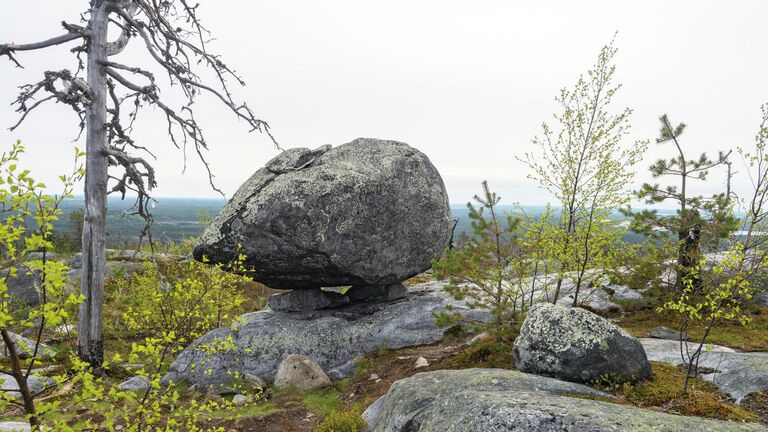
[604,362,759,422]
[613,301,768,351]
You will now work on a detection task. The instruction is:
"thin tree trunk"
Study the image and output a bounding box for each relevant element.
[77,1,109,368]
[1,330,39,427]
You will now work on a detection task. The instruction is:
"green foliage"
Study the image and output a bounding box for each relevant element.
[655,104,768,393]
[624,114,739,290]
[619,362,757,422]
[0,140,85,428]
[313,408,368,432]
[107,254,250,345]
[519,38,647,305]
[0,140,258,431]
[433,181,531,337]
[607,240,674,292]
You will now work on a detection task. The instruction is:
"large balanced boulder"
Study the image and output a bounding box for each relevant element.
[164,280,491,393]
[193,138,451,291]
[364,369,765,431]
[513,303,651,384]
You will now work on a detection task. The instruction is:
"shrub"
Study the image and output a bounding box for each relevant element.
[314,409,368,432]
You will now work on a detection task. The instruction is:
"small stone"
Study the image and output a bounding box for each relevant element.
[267,289,349,312]
[650,326,689,341]
[369,373,379,381]
[347,283,408,302]
[232,394,248,405]
[274,354,331,390]
[465,332,490,346]
[243,373,266,390]
[414,357,429,368]
[118,363,146,372]
[118,376,150,392]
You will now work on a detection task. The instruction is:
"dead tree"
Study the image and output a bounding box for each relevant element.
[1,0,278,367]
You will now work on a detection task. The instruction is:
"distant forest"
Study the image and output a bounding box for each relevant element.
[51,197,656,247]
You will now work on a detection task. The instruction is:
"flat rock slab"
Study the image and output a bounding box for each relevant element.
[641,338,768,403]
[166,281,490,391]
[364,368,765,432]
[649,326,689,341]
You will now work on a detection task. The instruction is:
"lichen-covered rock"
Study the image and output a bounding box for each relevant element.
[0,332,56,360]
[193,138,451,290]
[165,281,491,391]
[0,373,55,400]
[513,303,651,383]
[365,369,765,431]
[118,376,150,392]
[1,266,41,308]
[274,354,331,390]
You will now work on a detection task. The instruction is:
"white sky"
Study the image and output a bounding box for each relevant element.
[1,0,767,205]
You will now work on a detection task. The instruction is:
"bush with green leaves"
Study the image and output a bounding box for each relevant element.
[314,408,368,432]
[0,140,256,431]
[107,255,250,346]
[433,181,535,337]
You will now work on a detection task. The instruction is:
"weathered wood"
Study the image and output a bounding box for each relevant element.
[77,0,109,368]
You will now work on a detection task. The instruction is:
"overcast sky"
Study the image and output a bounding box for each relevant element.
[1,1,767,206]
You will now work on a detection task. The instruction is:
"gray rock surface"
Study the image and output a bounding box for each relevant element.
[514,303,651,383]
[755,290,768,306]
[166,281,490,391]
[641,338,768,403]
[0,422,31,432]
[0,373,55,400]
[267,289,349,312]
[1,266,41,308]
[348,283,408,302]
[0,332,56,360]
[193,138,451,290]
[365,368,764,432]
[118,376,150,392]
[649,326,689,341]
[273,354,331,390]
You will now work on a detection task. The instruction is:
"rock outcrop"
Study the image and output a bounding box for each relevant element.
[193,138,451,292]
[641,338,768,403]
[165,281,490,392]
[513,303,651,383]
[364,369,764,431]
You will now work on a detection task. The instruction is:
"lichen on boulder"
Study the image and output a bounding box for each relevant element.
[513,303,652,384]
[193,138,451,292]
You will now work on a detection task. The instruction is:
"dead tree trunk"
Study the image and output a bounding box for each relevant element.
[77,0,109,368]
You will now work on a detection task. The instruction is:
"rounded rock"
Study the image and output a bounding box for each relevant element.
[193,138,451,290]
[274,354,331,391]
[513,303,652,384]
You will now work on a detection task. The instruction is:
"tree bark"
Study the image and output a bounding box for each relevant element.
[77,0,109,368]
